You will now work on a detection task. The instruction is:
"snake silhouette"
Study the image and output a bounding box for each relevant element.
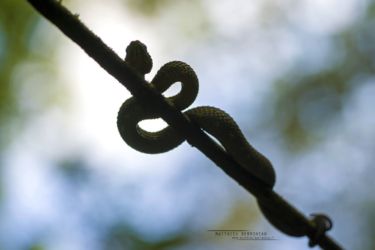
[117,41,276,188]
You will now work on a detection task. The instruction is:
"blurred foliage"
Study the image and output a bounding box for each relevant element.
[122,0,211,39]
[123,0,204,18]
[0,0,68,223]
[214,201,259,231]
[103,223,189,250]
[0,0,37,209]
[57,156,90,184]
[123,0,171,16]
[0,0,68,151]
[0,0,37,148]
[28,244,45,250]
[363,202,375,250]
[272,2,375,152]
[274,69,348,150]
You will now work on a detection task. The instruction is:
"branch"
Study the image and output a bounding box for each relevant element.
[26,0,343,249]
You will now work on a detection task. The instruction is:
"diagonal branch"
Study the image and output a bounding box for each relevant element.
[26,0,343,249]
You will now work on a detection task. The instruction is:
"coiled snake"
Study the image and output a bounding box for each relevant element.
[117,41,276,188]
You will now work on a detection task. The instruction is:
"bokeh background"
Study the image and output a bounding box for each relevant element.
[1,0,374,249]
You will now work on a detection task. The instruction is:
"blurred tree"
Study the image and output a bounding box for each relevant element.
[0,0,69,149]
[0,0,36,148]
[103,223,189,250]
[271,1,375,152]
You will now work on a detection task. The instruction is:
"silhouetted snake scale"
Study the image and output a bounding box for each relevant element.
[117,40,276,188]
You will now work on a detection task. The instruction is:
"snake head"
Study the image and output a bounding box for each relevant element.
[125,40,153,77]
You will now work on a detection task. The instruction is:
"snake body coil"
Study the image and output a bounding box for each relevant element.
[117,41,276,188]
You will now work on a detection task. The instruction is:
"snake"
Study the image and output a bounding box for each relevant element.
[117,40,276,188]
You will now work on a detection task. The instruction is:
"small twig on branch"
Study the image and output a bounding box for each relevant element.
[26,0,343,249]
